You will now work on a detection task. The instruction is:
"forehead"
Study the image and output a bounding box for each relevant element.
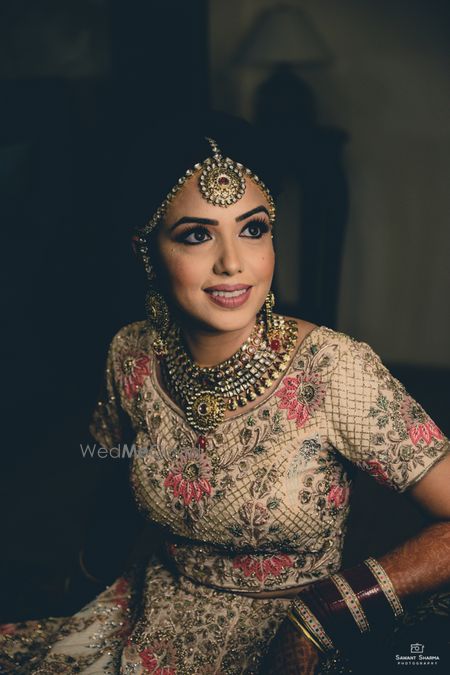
[164,171,271,225]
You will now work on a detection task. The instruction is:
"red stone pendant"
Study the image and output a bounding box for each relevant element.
[270,338,281,352]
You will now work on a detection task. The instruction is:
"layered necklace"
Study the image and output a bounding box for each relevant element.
[160,314,298,438]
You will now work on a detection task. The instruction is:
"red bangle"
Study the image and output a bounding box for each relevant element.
[290,558,403,652]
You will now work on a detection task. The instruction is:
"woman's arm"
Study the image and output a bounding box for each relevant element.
[380,452,450,598]
[265,454,450,674]
[77,329,145,586]
[266,333,450,672]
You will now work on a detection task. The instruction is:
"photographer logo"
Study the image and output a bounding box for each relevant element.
[395,643,440,666]
[410,644,424,655]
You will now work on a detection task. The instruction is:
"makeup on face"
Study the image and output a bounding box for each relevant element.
[155,174,275,336]
[169,205,271,232]
[173,216,271,246]
[203,284,253,309]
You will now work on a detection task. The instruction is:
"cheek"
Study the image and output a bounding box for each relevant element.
[251,245,275,278]
[162,249,206,291]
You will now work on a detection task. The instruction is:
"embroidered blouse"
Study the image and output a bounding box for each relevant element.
[89,321,449,594]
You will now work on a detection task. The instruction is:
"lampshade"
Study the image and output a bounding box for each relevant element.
[234,4,332,67]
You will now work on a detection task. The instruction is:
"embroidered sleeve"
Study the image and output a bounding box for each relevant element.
[325,336,449,492]
[89,322,152,448]
[89,332,127,449]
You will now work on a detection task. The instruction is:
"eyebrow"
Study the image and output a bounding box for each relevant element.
[236,206,270,222]
[169,205,270,231]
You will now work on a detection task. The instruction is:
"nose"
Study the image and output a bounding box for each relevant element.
[213,237,243,276]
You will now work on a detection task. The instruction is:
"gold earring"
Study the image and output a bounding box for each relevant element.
[263,290,281,351]
[145,287,170,357]
[264,290,275,329]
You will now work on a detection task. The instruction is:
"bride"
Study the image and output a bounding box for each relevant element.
[1,113,449,674]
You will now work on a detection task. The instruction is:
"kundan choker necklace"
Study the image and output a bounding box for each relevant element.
[160,314,298,436]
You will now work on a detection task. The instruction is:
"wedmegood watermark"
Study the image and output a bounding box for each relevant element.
[79,443,154,459]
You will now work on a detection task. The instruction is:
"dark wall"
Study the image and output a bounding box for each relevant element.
[1,0,209,619]
[1,0,209,457]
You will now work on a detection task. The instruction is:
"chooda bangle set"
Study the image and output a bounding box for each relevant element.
[288,557,404,653]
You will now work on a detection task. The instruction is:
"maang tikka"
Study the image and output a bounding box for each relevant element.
[133,136,276,281]
[198,137,246,206]
[135,136,279,364]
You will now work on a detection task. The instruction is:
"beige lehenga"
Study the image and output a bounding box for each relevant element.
[1,320,449,674]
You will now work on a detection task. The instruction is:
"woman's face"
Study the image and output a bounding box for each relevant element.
[155,172,275,334]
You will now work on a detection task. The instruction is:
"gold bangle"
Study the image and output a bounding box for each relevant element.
[287,609,325,652]
[364,557,404,618]
[330,573,370,634]
[290,598,335,652]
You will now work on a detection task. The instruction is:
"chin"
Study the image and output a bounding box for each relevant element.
[174,285,269,332]
[205,312,256,333]
[180,302,261,334]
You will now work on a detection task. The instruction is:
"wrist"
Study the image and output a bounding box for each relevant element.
[288,557,404,654]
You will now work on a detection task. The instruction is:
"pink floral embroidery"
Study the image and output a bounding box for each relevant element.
[139,646,176,674]
[120,353,151,398]
[275,371,326,428]
[400,397,443,446]
[164,449,212,506]
[327,485,349,508]
[0,623,16,635]
[361,459,390,485]
[232,553,294,582]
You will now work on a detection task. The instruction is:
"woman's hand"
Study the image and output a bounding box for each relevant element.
[262,617,321,675]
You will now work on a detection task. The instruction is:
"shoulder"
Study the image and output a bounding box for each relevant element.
[283,316,355,352]
[107,320,156,370]
[104,321,155,397]
[109,320,154,351]
[284,316,386,372]
[284,316,318,346]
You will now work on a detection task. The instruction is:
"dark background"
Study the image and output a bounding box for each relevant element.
[0,1,449,650]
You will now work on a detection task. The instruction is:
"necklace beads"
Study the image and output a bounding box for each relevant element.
[161,315,298,434]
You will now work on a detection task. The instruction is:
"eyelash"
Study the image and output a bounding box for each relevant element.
[176,219,271,246]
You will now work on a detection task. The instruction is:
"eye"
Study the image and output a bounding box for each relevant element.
[176,226,212,245]
[240,219,270,239]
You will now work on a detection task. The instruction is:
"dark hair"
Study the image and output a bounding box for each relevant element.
[120,110,283,236]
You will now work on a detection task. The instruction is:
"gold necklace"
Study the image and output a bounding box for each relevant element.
[161,314,298,437]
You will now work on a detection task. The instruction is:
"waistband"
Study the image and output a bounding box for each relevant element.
[163,539,334,593]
